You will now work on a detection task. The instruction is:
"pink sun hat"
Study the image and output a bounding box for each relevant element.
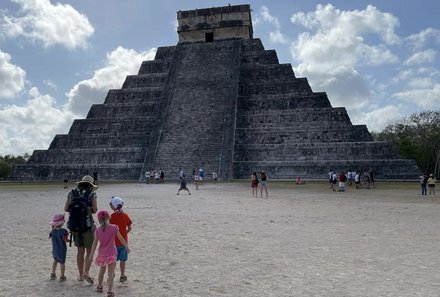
[50,213,65,227]
[97,209,110,220]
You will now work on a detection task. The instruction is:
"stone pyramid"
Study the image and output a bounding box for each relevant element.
[11,4,419,181]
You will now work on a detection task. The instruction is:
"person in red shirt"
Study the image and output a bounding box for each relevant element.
[109,196,132,283]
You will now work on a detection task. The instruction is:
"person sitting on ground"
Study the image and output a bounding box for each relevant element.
[296,176,305,184]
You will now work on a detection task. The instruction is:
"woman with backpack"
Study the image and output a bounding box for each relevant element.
[64,175,98,283]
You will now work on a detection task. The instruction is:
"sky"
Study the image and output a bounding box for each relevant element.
[0,0,439,156]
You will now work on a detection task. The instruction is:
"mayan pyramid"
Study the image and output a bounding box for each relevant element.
[11,4,419,181]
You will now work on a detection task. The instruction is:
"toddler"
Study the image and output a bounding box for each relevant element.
[49,213,69,281]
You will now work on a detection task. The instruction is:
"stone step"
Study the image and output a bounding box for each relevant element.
[239,78,312,95]
[122,73,168,89]
[137,60,171,75]
[29,148,146,164]
[237,92,332,110]
[49,133,151,149]
[234,125,372,144]
[87,103,159,118]
[233,141,397,161]
[104,87,163,104]
[69,117,158,134]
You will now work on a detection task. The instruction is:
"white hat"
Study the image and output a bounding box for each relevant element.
[110,196,124,209]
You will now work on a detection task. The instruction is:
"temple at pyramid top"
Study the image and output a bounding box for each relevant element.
[10,4,419,181]
[177,4,253,43]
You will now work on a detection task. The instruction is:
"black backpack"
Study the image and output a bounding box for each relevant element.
[67,188,93,233]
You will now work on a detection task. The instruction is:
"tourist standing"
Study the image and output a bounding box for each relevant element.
[420,173,427,196]
[177,178,191,195]
[64,175,98,284]
[338,171,347,192]
[212,171,218,183]
[251,171,259,197]
[427,174,436,196]
[194,174,200,190]
[145,170,150,184]
[260,170,268,198]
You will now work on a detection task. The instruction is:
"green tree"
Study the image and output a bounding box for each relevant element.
[0,159,11,179]
[0,154,29,179]
[373,110,440,176]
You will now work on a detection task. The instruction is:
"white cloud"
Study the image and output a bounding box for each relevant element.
[0,87,74,155]
[254,6,288,45]
[65,46,157,116]
[269,30,288,44]
[352,105,403,132]
[43,79,57,89]
[393,81,440,109]
[0,0,94,50]
[290,4,402,113]
[404,49,437,65]
[405,28,440,51]
[259,6,281,29]
[0,50,26,99]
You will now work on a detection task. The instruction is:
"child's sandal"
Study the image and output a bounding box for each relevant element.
[50,273,56,280]
[120,275,127,282]
[107,292,114,297]
[96,286,103,293]
[59,276,67,282]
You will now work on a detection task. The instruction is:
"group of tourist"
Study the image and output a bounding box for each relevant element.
[145,169,165,183]
[419,173,437,196]
[250,170,269,198]
[328,169,376,191]
[50,175,133,297]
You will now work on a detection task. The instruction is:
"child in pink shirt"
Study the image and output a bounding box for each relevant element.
[88,210,130,297]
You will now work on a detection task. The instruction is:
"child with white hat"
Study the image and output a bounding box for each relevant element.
[109,196,133,283]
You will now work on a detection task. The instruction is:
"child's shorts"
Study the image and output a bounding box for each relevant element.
[117,246,128,261]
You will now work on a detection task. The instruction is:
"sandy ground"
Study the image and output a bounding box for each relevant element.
[1,181,439,297]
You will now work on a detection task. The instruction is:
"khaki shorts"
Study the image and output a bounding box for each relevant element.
[73,230,94,248]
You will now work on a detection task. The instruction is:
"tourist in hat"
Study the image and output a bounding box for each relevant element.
[427,174,436,196]
[109,196,133,283]
[88,210,130,296]
[64,175,98,283]
[49,213,69,281]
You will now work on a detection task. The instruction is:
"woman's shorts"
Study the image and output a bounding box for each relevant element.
[73,230,94,248]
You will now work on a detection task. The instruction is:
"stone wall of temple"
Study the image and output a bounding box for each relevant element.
[10,5,420,181]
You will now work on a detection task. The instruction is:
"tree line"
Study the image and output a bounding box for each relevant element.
[371,110,440,177]
[0,154,29,180]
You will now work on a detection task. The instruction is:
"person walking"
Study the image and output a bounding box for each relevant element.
[88,210,130,296]
[428,174,436,196]
[64,175,98,284]
[49,213,69,281]
[109,197,132,283]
